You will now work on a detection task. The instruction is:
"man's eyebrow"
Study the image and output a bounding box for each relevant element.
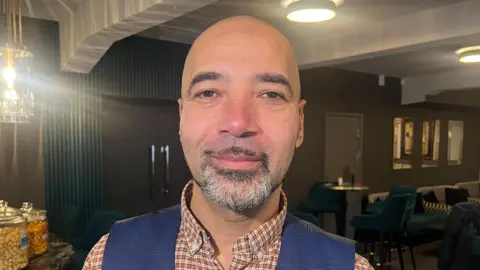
[187,71,224,96]
[255,73,293,97]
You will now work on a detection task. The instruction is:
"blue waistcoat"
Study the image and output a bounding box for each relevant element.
[102,205,355,269]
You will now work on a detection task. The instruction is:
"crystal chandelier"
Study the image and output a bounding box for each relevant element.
[0,0,34,123]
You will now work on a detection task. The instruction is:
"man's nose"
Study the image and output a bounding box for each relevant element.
[218,98,260,138]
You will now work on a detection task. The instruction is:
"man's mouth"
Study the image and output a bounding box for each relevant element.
[212,154,262,170]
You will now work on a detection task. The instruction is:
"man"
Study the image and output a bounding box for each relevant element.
[83,16,373,269]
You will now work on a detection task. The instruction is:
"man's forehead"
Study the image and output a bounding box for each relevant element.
[186,42,291,79]
[191,35,289,64]
[188,59,291,79]
[182,16,300,95]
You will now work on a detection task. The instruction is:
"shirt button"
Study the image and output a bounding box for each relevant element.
[257,251,264,259]
[189,243,200,256]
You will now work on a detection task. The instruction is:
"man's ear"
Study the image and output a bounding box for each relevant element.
[178,99,183,135]
[295,99,306,148]
[178,98,183,119]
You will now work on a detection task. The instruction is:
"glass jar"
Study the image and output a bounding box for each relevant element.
[0,202,29,269]
[20,202,49,257]
[0,200,16,213]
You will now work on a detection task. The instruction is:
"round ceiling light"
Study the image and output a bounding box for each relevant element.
[287,0,337,23]
[455,46,480,63]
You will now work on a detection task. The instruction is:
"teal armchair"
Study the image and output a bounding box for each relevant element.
[366,185,417,215]
[49,204,80,242]
[352,194,410,233]
[303,182,343,213]
[70,210,125,270]
[473,236,480,256]
[352,194,413,269]
[290,212,320,226]
[299,182,344,234]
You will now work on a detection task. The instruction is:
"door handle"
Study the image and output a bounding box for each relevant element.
[160,145,170,195]
[148,145,156,199]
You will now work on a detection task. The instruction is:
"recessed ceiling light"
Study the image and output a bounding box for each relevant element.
[455,46,480,63]
[287,0,337,23]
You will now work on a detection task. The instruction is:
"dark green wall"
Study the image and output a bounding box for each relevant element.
[19,18,189,223]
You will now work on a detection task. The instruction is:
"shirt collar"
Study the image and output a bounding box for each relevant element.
[180,181,288,257]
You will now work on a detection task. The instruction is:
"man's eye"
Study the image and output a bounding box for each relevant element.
[261,92,285,100]
[195,90,218,98]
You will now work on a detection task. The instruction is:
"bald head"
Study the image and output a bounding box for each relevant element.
[181,16,301,100]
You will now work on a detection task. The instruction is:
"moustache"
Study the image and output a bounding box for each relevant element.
[203,147,269,168]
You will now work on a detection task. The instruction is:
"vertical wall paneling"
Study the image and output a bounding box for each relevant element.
[21,17,191,226]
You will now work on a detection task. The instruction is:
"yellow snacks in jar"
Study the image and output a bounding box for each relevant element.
[0,201,29,270]
[27,220,48,256]
[21,202,49,257]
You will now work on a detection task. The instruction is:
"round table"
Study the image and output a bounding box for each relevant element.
[324,185,369,192]
[320,184,369,237]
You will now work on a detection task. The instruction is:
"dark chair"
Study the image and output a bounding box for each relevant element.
[290,212,320,226]
[301,182,344,234]
[438,203,480,270]
[365,186,419,269]
[473,236,480,257]
[366,185,417,215]
[352,194,412,270]
[50,204,80,242]
[70,210,125,270]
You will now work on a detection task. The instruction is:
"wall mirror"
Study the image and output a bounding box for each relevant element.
[422,120,440,167]
[447,120,464,165]
[393,117,414,169]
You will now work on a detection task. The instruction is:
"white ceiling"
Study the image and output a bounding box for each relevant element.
[21,0,218,73]
[22,0,473,77]
[23,0,85,21]
[19,0,480,105]
[334,33,480,78]
[137,0,468,47]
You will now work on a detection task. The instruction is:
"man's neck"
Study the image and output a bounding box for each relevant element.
[189,183,282,250]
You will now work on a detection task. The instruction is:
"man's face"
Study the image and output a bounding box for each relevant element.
[179,30,305,212]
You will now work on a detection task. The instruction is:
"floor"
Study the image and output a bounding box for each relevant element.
[321,215,441,269]
[358,241,440,270]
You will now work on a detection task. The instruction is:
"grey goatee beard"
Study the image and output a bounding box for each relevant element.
[195,147,274,212]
